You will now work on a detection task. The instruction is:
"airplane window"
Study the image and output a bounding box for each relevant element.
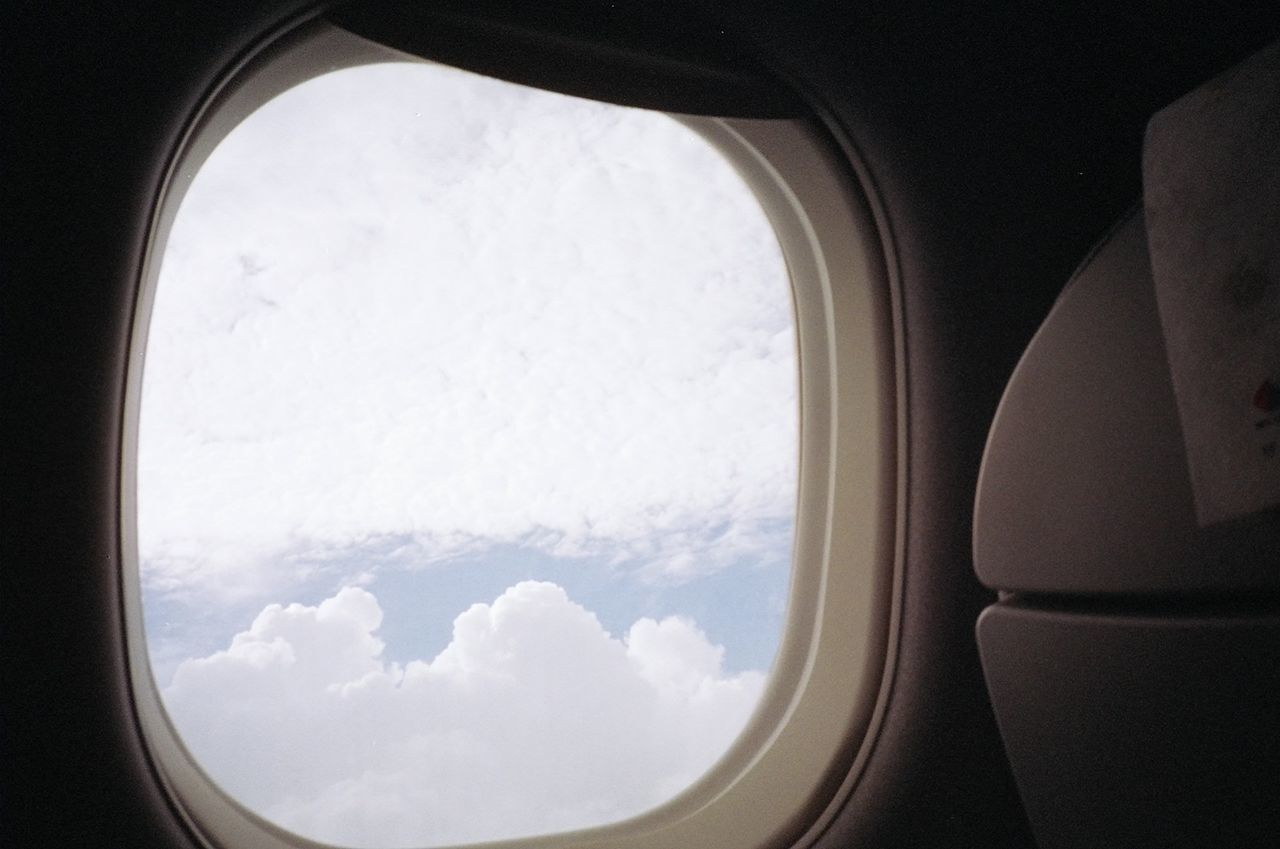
[137,60,797,848]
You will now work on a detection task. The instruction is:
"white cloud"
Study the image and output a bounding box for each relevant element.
[137,61,796,600]
[144,65,789,846]
[162,582,764,848]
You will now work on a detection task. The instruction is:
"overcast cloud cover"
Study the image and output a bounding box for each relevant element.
[141,62,795,846]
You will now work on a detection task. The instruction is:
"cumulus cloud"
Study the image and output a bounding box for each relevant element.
[163,582,764,848]
[137,61,796,600]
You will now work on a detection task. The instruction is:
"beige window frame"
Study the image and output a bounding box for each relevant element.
[120,18,903,849]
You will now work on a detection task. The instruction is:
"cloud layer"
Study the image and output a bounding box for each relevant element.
[139,61,796,601]
[143,64,790,846]
[163,582,764,847]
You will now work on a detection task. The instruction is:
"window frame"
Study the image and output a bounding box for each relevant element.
[120,17,903,849]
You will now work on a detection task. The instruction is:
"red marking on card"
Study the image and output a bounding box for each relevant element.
[1254,378,1280,413]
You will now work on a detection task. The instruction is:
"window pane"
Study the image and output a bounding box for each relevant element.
[139,61,796,848]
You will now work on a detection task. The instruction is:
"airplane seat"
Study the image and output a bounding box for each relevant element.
[972,38,1280,849]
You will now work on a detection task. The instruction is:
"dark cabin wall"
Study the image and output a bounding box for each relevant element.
[3,2,1278,847]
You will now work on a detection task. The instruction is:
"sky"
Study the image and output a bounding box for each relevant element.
[139,61,796,847]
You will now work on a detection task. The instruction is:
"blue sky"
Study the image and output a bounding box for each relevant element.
[138,61,796,847]
[145,536,792,686]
